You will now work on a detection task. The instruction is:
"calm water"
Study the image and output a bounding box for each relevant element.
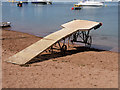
[2,2,118,52]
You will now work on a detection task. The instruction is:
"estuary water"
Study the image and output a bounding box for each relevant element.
[2,2,118,52]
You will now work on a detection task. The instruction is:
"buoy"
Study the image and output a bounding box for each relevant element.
[100,22,102,26]
[17,1,22,7]
[18,3,22,7]
[71,7,74,10]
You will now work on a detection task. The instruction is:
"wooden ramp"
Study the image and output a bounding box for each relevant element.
[5,20,100,65]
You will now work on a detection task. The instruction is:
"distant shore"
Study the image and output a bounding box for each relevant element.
[2,29,118,88]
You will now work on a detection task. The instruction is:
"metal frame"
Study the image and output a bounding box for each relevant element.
[70,30,92,47]
[46,30,92,55]
[46,38,67,55]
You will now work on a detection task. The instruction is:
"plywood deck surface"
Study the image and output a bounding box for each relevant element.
[61,20,99,30]
[5,20,100,65]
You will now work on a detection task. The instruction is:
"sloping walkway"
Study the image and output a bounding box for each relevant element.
[5,20,100,65]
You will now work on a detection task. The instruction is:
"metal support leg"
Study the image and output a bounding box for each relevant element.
[68,36,70,47]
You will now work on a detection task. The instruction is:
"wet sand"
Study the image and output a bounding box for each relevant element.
[2,29,118,88]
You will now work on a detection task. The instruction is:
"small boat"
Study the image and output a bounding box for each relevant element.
[74,0,104,7]
[17,1,23,7]
[73,4,82,10]
[0,22,11,27]
[31,0,52,5]
[71,4,82,10]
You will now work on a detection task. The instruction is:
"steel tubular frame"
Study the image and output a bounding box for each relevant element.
[46,30,92,55]
[70,30,92,47]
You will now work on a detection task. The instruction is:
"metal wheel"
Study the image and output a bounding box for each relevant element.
[85,36,92,48]
[61,44,67,55]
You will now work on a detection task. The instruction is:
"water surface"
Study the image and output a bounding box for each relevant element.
[2,2,118,52]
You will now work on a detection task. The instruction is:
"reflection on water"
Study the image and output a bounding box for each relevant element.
[2,2,118,52]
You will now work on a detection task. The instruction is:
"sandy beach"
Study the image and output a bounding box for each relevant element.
[2,29,118,88]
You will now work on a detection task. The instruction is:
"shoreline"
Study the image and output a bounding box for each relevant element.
[2,29,118,88]
[3,28,118,53]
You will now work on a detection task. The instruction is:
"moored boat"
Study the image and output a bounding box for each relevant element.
[71,4,82,10]
[74,0,104,7]
[74,4,82,10]
[31,0,52,5]
[0,22,11,27]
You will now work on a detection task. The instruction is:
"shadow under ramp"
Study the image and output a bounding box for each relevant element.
[27,46,106,64]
